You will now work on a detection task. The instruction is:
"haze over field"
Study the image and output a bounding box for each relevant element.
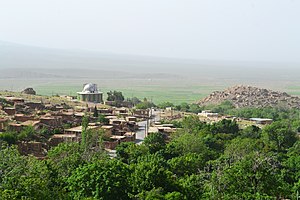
[0,1,299,103]
[1,42,300,103]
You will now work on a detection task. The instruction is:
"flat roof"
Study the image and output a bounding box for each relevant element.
[148,127,159,133]
[21,120,40,126]
[65,125,98,132]
[52,134,77,138]
[249,118,273,121]
[124,132,135,136]
[77,92,103,94]
[4,107,15,110]
[101,125,114,129]
[110,135,126,139]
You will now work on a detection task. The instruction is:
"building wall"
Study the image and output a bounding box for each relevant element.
[79,93,103,103]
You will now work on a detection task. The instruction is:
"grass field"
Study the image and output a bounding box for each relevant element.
[1,78,300,105]
[33,80,227,104]
[0,78,227,104]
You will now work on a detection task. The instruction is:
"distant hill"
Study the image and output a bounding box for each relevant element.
[197,85,300,109]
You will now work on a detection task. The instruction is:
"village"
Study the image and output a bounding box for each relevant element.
[0,83,273,159]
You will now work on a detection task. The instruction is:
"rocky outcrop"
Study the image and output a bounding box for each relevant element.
[198,85,300,109]
[21,88,36,95]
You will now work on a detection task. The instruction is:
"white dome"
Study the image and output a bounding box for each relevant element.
[82,83,98,93]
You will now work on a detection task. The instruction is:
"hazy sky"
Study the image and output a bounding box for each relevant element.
[1,0,300,63]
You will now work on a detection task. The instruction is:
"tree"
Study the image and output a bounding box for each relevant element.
[168,153,206,176]
[135,101,155,109]
[47,142,85,185]
[188,104,201,113]
[130,154,175,195]
[179,102,190,112]
[210,119,239,135]
[115,142,136,163]
[0,146,53,199]
[0,131,17,145]
[223,137,264,164]
[81,115,89,148]
[128,97,142,106]
[107,91,125,102]
[240,125,261,139]
[98,114,109,124]
[262,121,297,152]
[157,102,174,109]
[180,115,208,134]
[116,142,149,164]
[143,132,166,154]
[93,105,98,118]
[67,159,130,200]
[166,133,210,159]
[282,141,300,197]
[179,174,206,200]
[209,152,283,199]
[18,126,35,141]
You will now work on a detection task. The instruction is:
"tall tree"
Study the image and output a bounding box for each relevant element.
[93,105,98,118]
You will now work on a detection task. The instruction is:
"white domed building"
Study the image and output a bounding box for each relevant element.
[77,83,103,103]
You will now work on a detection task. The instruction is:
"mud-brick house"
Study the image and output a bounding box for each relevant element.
[124,132,136,142]
[40,116,62,128]
[3,107,16,116]
[14,114,35,122]
[48,134,78,147]
[133,109,150,118]
[101,125,114,136]
[98,109,113,115]
[109,119,127,129]
[8,120,41,133]
[104,135,127,150]
[17,141,46,158]
[60,112,74,122]
[4,97,25,104]
[126,116,137,122]
[25,102,45,110]
[64,125,100,137]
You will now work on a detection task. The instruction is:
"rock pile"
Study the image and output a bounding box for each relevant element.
[198,85,300,109]
[21,88,36,95]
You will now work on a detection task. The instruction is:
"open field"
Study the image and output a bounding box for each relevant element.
[1,77,300,105]
[0,78,226,104]
[1,42,300,104]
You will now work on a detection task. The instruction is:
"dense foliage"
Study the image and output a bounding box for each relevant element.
[0,107,300,199]
[107,90,125,102]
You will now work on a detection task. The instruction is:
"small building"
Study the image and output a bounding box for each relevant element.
[25,102,44,110]
[249,118,273,125]
[104,135,127,150]
[14,114,35,122]
[17,141,46,158]
[101,125,114,136]
[49,134,78,147]
[40,116,62,127]
[3,107,16,116]
[64,125,100,136]
[133,109,150,118]
[4,97,25,104]
[198,110,219,118]
[126,116,137,122]
[77,83,103,103]
[124,132,136,141]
